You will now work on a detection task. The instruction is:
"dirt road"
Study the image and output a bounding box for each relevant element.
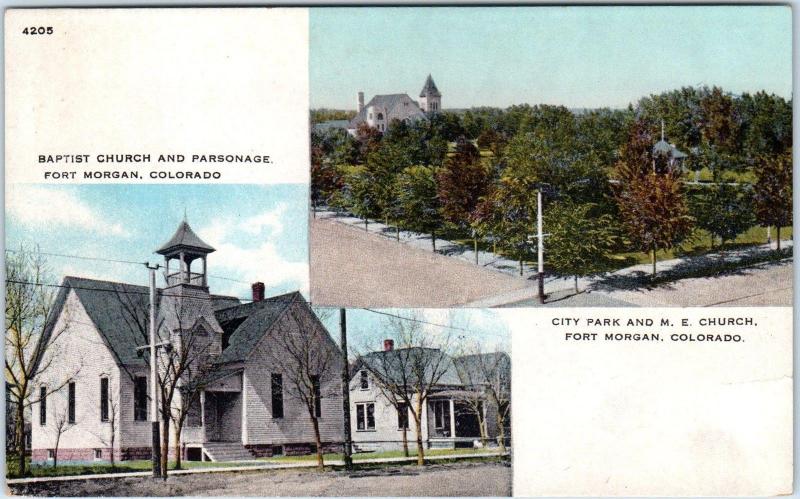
[8,461,512,497]
[310,218,531,308]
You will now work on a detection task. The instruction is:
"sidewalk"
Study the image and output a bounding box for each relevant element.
[5,451,509,485]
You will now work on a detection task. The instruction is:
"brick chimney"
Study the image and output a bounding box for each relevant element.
[358,91,365,113]
[251,282,265,302]
[383,339,394,352]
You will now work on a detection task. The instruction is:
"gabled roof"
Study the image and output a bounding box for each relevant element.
[419,74,441,98]
[216,291,300,363]
[354,347,462,387]
[50,276,305,368]
[453,352,511,387]
[348,94,426,129]
[156,221,215,256]
[653,140,687,159]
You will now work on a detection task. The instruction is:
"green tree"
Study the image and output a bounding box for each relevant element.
[753,149,792,250]
[688,183,756,249]
[544,202,620,293]
[396,165,443,251]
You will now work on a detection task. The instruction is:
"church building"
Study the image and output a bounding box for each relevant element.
[30,220,344,463]
[346,74,442,135]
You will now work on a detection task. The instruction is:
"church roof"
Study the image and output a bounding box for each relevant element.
[46,276,305,367]
[348,93,426,129]
[156,221,215,256]
[419,74,441,98]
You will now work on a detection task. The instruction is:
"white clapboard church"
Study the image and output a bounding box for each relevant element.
[30,220,343,463]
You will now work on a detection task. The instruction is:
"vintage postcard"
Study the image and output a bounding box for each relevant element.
[3,5,793,498]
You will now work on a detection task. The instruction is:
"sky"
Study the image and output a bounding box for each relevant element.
[316,307,511,357]
[310,6,792,110]
[6,184,309,299]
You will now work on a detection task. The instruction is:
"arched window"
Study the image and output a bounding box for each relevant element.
[377,113,384,121]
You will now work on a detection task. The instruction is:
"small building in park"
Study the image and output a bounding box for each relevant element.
[30,220,344,464]
[348,340,511,452]
[346,74,442,135]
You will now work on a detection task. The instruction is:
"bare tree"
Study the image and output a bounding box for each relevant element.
[265,303,340,470]
[87,371,120,469]
[5,248,80,476]
[356,314,454,465]
[470,351,511,452]
[50,401,74,468]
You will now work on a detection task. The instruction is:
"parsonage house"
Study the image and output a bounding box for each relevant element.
[30,221,344,464]
[349,340,511,452]
[344,74,442,135]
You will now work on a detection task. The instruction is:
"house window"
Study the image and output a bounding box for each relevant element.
[376,113,384,121]
[359,371,369,390]
[356,403,375,431]
[187,395,202,427]
[100,378,109,422]
[39,386,47,426]
[94,449,102,460]
[68,382,76,424]
[397,403,409,430]
[368,113,373,120]
[311,375,321,418]
[133,376,147,421]
[271,373,283,419]
[47,449,54,460]
[432,400,450,430]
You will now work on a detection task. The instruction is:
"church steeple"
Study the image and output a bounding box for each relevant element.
[156,220,215,288]
[419,74,441,113]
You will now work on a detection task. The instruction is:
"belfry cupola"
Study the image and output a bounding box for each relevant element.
[156,220,215,288]
[419,74,441,113]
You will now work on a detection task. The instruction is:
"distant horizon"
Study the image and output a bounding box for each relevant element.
[311,7,791,110]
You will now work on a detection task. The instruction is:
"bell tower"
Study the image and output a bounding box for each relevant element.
[156,220,215,289]
[419,74,442,113]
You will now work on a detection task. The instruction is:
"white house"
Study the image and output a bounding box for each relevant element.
[349,340,510,452]
[346,75,442,135]
[30,221,344,464]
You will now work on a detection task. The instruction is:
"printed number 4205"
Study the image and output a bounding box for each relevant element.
[22,27,53,35]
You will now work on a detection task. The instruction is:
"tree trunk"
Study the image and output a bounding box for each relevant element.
[432,231,437,252]
[478,411,488,447]
[161,417,169,479]
[364,218,368,231]
[414,398,425,466]
[401,427,409,457]
[574,275,579,294]
[651,244,657,276]
[311,416,324,471]
[15,401,26,476]
[777,226,781,251]
[474,237,479,265]
[519,258,523,276]
[53,433,60,468]
[497,416,507,453]
[173,420,183,470]
[396,225,400,241]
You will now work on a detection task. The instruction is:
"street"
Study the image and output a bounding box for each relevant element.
[8,461,512,497]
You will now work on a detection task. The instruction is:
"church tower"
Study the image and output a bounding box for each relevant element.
[419,74,441,113]
[157,220,215,289]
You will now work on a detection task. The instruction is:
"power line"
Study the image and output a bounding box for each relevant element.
[362,308,480,335]
[4,248,251,284]
[5,279,255,304]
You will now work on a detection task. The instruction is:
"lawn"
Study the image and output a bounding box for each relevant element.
[614,225,792,267]
[261,447,503,464]
[6,455,262,479]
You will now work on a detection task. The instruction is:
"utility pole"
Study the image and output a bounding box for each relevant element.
[339,308,353,471]
[146,263,161,479]
[537,190,545,304]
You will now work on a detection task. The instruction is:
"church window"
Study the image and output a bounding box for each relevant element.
[360,370,369,390]
[68,382,76,424]
[133,376,147,421]
[100,377,109,422]
[271,373,283,418]
[39,386,47,425]
[377,113,384,121]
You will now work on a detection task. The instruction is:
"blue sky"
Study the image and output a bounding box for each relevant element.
[316,307,511,356]
[6,184,309,299]
[310,6,792,110]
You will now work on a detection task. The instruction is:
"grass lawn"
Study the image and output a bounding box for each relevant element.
[7,456,263,479]
[261,447,503,464]
[614,225,792,267]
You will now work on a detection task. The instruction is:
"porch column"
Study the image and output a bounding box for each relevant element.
[179,252,187,283]
[201,257,207,287]
[449,399,456,438]
[200,391,206,442]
